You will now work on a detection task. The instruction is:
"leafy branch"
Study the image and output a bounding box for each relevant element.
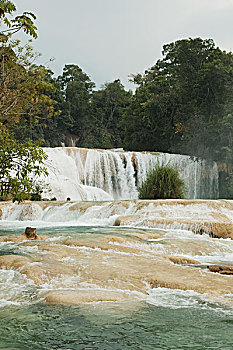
[0,1,37,39]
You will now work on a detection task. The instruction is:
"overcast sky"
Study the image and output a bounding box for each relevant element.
[13,0,233,89]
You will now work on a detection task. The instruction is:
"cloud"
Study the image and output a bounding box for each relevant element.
[13,0,233,89]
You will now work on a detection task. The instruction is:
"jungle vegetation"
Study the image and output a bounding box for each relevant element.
[8,37,233,165]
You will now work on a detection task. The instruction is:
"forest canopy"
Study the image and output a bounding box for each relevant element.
[12,37,232,165]
[2,31,233,164]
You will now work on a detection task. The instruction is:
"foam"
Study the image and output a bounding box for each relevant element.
[0,270,37,308]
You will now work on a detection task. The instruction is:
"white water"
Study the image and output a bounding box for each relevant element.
[1,200,233,312]
[0,269,38,307]
[41,147,219,201]
[0,200,228,226]
[2,199,233,264]
[0,201,126,227]
[1,199,231,236]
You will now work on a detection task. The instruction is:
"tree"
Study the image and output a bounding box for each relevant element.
[0,1,53,202]
[90,80,132,148]
[8,59,63,146]
[123,69,178,152]
[0,41,58,129]
[38,76,73,147]
[0,0,37,39]
[126,38,233,160]
[0,125,48,202]
[57,64,95,145]
[164,38,233,159]
[0,2,53,135]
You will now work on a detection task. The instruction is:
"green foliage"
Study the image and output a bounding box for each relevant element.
[0,125,48,202]
[138,164,185,200]
[57,64,95,143]
[0,2,51,203]
[55,68,132,149]
[0,0,37,39]
[122,84,175,152]
[1,30,233,187]
[0,41,60,144]
[218,170,233,199]
[89,79,132,148]
[45,37,233,162]
[30,185,42,201]
[125,38,233,162]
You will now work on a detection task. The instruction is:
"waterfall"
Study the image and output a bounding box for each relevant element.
[41,147,219,201]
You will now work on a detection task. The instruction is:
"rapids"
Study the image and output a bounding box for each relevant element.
[1,199,233,302]
[41,147,219,200]
[1,199,233,238]
[1,199,233,348]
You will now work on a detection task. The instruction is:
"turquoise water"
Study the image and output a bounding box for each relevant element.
[1,225,233,349]
[1,302,233,349]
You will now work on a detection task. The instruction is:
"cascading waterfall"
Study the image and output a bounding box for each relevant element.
[0,150,231,350]
[41,147,219,201]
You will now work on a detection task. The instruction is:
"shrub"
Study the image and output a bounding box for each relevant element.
[138,164,185,199]
[30,185,43,201]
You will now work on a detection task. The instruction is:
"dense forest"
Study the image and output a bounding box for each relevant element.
[1,0,233,199]
[2,37,233,164]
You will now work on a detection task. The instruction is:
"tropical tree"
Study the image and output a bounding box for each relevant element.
[126,38,233,161]
[0,0,37,39]
[0,41,58,129]
[90,79,132,148]
[0,125,48,202]
[0,1,53,201]
[57,64,95,146]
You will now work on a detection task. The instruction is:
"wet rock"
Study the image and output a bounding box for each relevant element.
[45,289,135,305]
[24,227,37,240]
[169,256,200,265]
[113,218,121,226]
[0,232,48,243]
[0,255,31,269]
[18,204,43,221]
[113,201,233,239]
[20,264,45,284]
[208,265,233,275]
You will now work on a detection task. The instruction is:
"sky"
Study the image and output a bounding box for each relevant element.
[13,0,233,90]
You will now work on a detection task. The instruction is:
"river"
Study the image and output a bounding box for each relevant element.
[0,200,233,349]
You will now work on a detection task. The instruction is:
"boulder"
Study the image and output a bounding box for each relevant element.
[208,265,233,275]
[23,227,38,240]
[169,256,200,265]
